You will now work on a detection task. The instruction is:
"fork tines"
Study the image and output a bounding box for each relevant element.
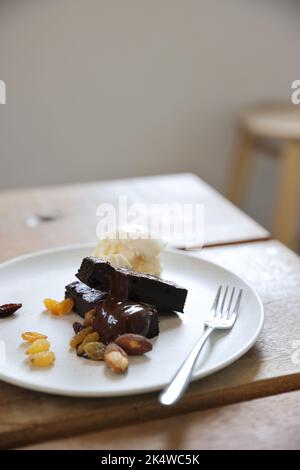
[212,285,243,318]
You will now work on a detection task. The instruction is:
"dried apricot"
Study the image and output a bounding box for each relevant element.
[21,331,48,343]
[44,297,74,316]
[30,351,55,367]
[26,339,50,355]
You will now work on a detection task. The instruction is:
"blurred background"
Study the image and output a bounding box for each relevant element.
[0,0,299,245]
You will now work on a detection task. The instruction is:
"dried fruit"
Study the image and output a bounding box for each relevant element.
[56,298,74,315]
[69,326,93,349]
[104,343,129,373]
[115,334,152,355]
[26,339,50,355]
[0,303,22,318]
[30,351,55,367]
[43,298,59,313]
[76,331,100,356]
[83,309,96,327]
[43,297,74,316]
[21,331,48,343]
[82,331,100,345]
[76,343,86,357]
[83,341,105,361]
[22,333,55,369]
[73,322,84,334]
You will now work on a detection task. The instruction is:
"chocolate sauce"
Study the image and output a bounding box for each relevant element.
[77,257,187,312]
[93,268,158,344]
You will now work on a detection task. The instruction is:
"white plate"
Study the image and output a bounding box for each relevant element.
[0,245,264,397]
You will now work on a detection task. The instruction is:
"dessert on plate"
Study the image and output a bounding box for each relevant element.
[10,224,188,374]
[62,225,188,373]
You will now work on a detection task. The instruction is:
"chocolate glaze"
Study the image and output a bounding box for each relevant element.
[65,280,107,317]
[94,300,156,344]
[76,257,187,312]
[93,268,158,344]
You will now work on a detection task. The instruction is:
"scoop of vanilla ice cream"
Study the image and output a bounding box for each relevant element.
[93,224,165,276]
[104,253,132,270]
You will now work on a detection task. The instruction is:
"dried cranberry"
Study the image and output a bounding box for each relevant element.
[0,303,22,318]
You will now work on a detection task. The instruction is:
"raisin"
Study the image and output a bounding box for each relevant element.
[83,341,105,361]
[73,322,84,334]
[22,331,48,343]
[44,298,74,316]
[76,332,100,356]
[43,298,59,313]
[83,309,96,327]
[30,351,55,367]
[82,331,100,346]
[26,339,50,355]
[70,326,93,349]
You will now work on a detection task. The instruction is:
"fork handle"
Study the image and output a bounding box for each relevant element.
[159,327,214,406]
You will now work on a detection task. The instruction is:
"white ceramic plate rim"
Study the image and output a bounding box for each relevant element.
[0,244,264,397]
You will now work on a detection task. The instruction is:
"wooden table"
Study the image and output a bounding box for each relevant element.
[0,173,269,261]
[0,173,299,450]
[26,390,300,450]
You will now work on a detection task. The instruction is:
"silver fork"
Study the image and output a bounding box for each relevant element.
[159,286,243,406]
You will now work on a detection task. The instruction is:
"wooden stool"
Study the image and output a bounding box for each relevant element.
[228,103,300,249]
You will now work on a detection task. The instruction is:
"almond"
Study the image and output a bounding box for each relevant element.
[104,343,129,373]
[115,334,152,355]
[0,303,22,318]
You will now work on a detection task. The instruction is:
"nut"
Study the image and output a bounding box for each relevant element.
[104,343,129,373]
[21,331,48,343]
[0,303,22,318]
[83,309,96,327]
[83,341,105,361]
[70,326,93,349]
[115,334,152,355]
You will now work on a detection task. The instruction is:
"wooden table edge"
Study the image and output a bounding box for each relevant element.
[191,235,273,250]
[3,371,300,450]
